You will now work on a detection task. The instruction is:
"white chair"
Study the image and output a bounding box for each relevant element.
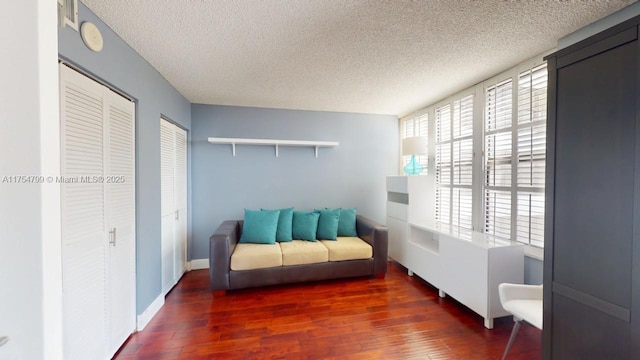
[498,283,543,360]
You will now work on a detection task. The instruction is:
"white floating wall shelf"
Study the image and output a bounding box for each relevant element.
[207,137,339,158]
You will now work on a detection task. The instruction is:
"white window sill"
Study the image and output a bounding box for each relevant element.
[524,245,544,261]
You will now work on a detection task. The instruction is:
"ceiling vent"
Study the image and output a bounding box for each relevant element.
[58,0,78,31]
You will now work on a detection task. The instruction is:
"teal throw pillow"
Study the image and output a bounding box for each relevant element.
[239,209,280,244]
[314,208,341,240]
[262,207,294,242]
[333,207,357,237]
[292,211,320,242]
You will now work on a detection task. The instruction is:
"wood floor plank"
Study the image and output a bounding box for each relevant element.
[114,262,541,359]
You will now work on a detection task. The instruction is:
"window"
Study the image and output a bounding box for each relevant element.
[402,114,428,174]
[436,95,473,230]
[397,54,548,250]
[484,64,547,247]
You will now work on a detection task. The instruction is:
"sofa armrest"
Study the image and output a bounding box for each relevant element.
[356,215,388,276]
[209,220,241,290]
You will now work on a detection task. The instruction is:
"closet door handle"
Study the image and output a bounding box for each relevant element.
[175,210,179,221]
[109,228,117,247]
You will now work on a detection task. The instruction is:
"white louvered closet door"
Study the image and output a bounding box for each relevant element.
[160,120,176,295]
[174,128,188,281]
[60,64,108,360]
[105,89,136,357]
[160,119,188,295]
[60,64,136,360]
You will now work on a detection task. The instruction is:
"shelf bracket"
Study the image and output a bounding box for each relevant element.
[232,143,236,157]
[275,144,279,158]
[315,146,319,158]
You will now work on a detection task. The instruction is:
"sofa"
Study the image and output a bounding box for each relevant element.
[209,214,388,292]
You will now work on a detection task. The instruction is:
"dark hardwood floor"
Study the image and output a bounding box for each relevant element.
[115,262,541,359]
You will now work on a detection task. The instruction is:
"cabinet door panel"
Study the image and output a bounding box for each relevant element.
[551,294,630,359]
[387,216,407,263]
[554,41,636,307]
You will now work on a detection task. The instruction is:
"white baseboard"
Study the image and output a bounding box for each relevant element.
[190,258,209,270]
[136,293,164,331]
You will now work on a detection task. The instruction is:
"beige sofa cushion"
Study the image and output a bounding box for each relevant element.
[280,240,329,266]
[321,237,372,261]
[230,243,282,271]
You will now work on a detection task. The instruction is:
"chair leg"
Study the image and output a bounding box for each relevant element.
[501,319,522,360]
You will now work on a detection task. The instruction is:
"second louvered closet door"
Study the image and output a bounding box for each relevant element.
[160,118,188,295]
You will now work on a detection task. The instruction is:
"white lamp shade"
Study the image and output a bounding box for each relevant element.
[402,136,427,156]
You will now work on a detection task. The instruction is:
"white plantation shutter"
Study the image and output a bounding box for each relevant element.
[436,104,452,224]
[451,96,473,229]
[486,79,512,131]
[517,192,545,247]
[483,63,547,246]
[452,187,472,230]
[515,63,547,246]
[401,114,428,171]
[453,139,473,185]
[484,78,513,240]
[518,64,548,125]
[453,95,473,138]
[485,132,512,187]
[436,186,451,225]
[485,189,511,239]
[517,125,546,187]
[436,96,473,230]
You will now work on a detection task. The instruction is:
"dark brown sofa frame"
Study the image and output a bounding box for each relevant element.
[209,215,388,292]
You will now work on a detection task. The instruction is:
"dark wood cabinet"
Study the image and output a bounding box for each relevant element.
[544,20,640,359]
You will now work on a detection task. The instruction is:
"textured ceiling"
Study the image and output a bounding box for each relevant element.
[81,0,633,116]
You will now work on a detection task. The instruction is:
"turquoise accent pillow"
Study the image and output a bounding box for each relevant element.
[332,207,357,237]
[314,208,341,240]
[262,207,293,242]
[239,209,280,244]
[292,211,320,242]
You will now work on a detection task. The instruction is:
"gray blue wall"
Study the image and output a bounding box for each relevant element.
[191,105,398,260]
[58,3,191,314]
[525,257,543,285]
